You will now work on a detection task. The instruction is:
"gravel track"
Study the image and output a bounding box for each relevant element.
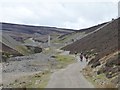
[46,56,94,88]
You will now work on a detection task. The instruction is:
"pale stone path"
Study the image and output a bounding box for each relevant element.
[46,56,94,88]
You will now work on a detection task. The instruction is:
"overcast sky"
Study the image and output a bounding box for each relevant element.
[0,0,119,30]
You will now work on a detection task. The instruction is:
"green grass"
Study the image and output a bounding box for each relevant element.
[52,32,86,45]
[83,67,115,88]
[26,71,51,88]
[7,70,51,88]
[96,73,106,79]
[52,33,74,43]
[55,54,75,69]
[16,45,31,55]
[24,38,34,44]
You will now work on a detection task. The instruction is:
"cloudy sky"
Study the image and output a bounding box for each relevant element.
[0,0,119,30]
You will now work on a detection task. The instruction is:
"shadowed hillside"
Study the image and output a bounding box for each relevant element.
[62,18,119,61]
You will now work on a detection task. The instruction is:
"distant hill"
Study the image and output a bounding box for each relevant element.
[1,22,76,42]
[2,22,75,35]
[1,22,108,43]
[76,22,107,34]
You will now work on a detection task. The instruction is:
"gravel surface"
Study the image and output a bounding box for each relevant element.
[2,53,57,86]
[46,56,94,88]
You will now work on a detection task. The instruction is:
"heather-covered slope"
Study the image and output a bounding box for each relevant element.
[62,18,119,61]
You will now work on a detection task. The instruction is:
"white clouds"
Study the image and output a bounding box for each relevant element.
[1,6,38,24]
[63,17,95,29]
[0,0,118,29]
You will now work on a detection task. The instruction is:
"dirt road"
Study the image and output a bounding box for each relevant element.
[46,56,94,88]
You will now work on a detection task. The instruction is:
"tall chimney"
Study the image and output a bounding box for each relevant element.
[48,35,50,47]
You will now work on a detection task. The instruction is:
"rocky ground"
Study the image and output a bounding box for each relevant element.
[2,52,58,87]
[82,51,120,88]
[1,47,76,88]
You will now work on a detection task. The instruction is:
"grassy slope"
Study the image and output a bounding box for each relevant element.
[0,32,30,55]
[52,32,85,44]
